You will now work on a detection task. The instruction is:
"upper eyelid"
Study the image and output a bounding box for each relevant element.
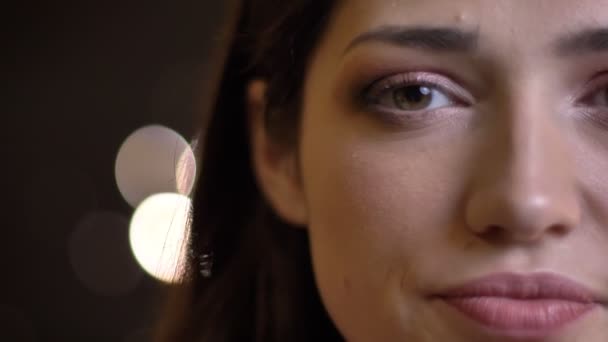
[358,69,608,111]
[575,72,608,104]
[363,72,474,105]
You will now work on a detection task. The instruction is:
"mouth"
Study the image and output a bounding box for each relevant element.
[434,272,604,338]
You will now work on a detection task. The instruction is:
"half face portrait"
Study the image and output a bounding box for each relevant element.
[160,1,608,341]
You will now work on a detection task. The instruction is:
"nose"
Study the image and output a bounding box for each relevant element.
[465,102,580,244]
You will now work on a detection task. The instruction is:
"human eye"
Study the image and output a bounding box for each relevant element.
[361,72,472,126]
[580,75,608,109]
[574,73,608,128]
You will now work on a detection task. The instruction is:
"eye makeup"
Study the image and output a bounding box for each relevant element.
[357,71,474,128]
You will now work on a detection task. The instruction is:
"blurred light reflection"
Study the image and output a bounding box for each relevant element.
[129,193,191,283]
[69,211,143,296]
[115,125,196,207]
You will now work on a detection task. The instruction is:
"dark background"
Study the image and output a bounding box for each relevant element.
[6,2,227,340]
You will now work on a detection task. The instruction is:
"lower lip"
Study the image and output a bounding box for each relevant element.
[443,297,597,337]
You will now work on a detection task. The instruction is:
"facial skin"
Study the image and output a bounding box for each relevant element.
[251,1,608,341]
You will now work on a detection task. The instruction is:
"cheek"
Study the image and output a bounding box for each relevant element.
[306,143,442,254]
[299,119,474,338]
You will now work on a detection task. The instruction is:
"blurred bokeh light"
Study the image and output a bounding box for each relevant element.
[69,211,143,296]
[115,125,196,207]
[129,193,191,283]
[8,0,228,339]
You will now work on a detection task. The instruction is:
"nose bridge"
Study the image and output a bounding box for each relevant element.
[507,96,565,195]
[465,86,580,243]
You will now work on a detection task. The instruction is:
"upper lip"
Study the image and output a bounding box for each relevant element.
[436,272,604,304]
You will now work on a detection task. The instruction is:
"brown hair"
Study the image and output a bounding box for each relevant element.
[156,1,343,341]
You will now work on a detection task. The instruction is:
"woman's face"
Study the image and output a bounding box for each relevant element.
[256,0,608,341]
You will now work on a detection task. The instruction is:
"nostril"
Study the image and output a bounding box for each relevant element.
[548,223,570,237]
[475,224,507,244]
[473,223,569,245]
[464,181,580,245]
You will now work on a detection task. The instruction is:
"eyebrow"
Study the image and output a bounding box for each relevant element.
[555,28,608,56]
[344,26,479,55]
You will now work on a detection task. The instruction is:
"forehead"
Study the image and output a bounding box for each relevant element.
[329,0,608,49]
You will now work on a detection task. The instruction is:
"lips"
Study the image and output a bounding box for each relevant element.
[436,273,602,336]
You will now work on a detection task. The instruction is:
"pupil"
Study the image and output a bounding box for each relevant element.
[405,86,429,102]
[394,86,432,109]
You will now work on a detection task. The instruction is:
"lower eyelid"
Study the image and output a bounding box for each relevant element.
[367,106,468,128]
[577,108,608,130]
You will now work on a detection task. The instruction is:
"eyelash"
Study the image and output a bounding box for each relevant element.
[361,71,608,126]
[574,76,608,128]
[361,72,472,125]
[359,71,608,133]
[578,74,608,108]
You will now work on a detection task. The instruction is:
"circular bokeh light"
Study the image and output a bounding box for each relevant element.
[69,211,143,296]
[129,193,191,283]
[115,125,196,207]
